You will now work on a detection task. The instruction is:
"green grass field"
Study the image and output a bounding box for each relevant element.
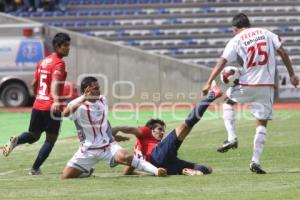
[0,109,300,200]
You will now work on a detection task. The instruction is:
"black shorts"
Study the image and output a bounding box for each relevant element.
[28,109,62,134]
[151,129,210,175]
[151,130,193,175]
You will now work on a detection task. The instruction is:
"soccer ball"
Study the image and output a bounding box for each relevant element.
[220,66,240,85]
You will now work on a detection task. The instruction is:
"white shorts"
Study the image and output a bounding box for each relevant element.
[66,142,123,173]
[226,85,274,120]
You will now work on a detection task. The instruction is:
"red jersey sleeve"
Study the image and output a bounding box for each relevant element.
[52,61,66,80]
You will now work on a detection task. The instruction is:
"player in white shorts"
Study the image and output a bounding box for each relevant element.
[61,76,167,178]
[202,13,299,174]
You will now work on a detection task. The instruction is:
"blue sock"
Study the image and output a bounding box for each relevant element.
[17,132,37,144]
[32,141,54,170]
[185,97,215,128]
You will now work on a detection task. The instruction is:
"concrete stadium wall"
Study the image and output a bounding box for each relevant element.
[47,27,212,105]
[0,13,212,105]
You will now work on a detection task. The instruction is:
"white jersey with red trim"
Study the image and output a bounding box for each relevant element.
[69,95,114,149]
[222,27,282,86]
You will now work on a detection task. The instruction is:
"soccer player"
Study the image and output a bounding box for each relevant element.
[61,77,167,179]
[3,32,71,175]
[202,13,299,174]
[112,82,222,176]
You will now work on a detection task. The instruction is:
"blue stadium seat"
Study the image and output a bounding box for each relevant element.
[44,11,56,17]
[76,21,87,27]
[52,22,64,27]
[90,10,101,16]
[78,10,90,16]
[184,39,197,45]
[126,40,140,46]
[64,21,76,27]
[54,11,65,17]
[32,12,43,17]
[279,26,294,33]
[87,21,98,26]
[66,11,77,16]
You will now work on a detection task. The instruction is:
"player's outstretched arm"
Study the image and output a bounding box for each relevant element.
[202,57,227,95]
[111,127,143,137]
[277,47,299,87]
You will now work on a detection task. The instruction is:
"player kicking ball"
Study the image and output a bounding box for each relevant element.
[61,76,167,178]
[202,13,299,174]
[112,81,222,176]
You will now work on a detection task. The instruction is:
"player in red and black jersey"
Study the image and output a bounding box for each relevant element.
[112,82,222,176]
[3,32,71,175]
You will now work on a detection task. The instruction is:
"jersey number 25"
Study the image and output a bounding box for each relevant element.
[247,41,268,68]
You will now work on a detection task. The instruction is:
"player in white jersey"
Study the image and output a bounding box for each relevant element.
[61,76,167,178]
[202,13,299,174]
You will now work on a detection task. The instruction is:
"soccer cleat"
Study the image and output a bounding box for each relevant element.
[88,168,95,177]
[3,136,18,157]
[208,80,223,100]
[156,168,167,177]
[79,168,95,178]
[29,168,42,175]
[217,139,238,153]
[250,162,267,174]
[182,168,204,176]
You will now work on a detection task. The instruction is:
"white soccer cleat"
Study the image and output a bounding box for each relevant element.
[3,136,18,157]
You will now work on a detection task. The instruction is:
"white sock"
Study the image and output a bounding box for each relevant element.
[131,156,158,175]
[252,126,267,164]
[223,103,237,142]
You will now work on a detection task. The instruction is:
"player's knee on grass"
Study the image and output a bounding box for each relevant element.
[194,164,212,175]
[62,166,82,179]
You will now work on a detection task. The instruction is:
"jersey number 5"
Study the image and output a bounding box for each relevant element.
[247,41,268,68]
[39,74,48,96]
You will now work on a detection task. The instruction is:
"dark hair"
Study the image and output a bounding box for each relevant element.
[52,32,71,49]
[145,118,166,129]
[80,76,98,93]
[232,13,251,28]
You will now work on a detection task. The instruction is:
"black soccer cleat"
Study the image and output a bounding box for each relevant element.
[250,162,267,174]
[217,139,238,153]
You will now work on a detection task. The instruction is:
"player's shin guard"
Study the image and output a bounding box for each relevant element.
[185,97,214,128]
[131,156,159,175]
[32,141,55,170]
[17,132,37,144]
[252,126,267,164]
[223,103,237,142]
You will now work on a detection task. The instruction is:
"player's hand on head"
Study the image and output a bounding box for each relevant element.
[84,86,93,96]
[290,75,299,88]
